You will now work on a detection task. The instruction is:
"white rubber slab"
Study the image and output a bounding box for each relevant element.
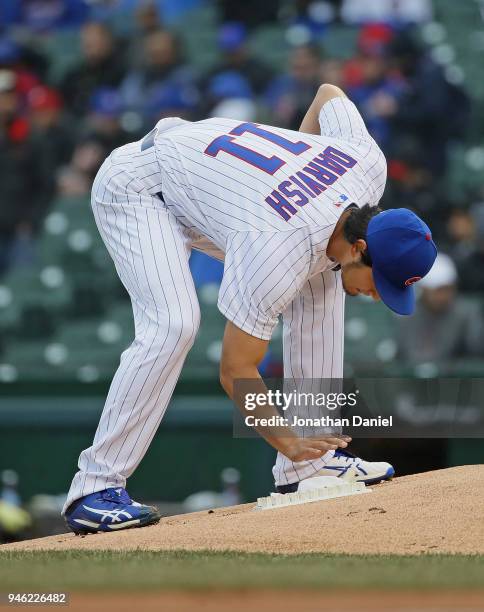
[255,476,370,510]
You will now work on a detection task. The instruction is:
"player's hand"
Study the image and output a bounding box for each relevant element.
[281,435,351,462]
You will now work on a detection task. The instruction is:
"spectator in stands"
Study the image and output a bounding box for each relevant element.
[343,22,394,87]
[135,2,162,33]
[84,87,131,154]
[205,71,256,121]
[450,202,484,294]
[121,29,198,123]
[56,163,91,197]
[265,42,322,129]
[341,0,432,25]
[388,31,470,176]
[0,0,89,31]
[27,85,75,173]
[126,2,164,69]
[0,37,43,99]
[58,88,124,196]
[320,57,344,89]
[446,207,476,260]
[57,139,104,197]
[61,22,127,116]
[144,82,199,128]
[204,22,273,95]
[398,254,484,365]
[345,24,406,151]
[0,70,53,275]
[382,140,443,225]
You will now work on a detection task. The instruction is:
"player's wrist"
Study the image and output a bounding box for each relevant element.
[274,434,302,459]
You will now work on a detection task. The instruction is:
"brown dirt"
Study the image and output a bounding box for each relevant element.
[2,466,484,555]
[8,590,483,612]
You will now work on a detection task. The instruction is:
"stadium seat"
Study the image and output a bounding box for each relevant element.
[344,297,399,369]
[248,26,289,72]
[321,25,359,59]
[41,31,82,83]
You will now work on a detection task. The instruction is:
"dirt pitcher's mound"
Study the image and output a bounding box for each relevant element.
[3,465,484,555]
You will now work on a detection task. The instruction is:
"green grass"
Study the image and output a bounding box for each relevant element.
[0,551,483,591]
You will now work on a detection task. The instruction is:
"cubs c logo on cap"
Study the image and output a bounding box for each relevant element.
[405,276,422,287]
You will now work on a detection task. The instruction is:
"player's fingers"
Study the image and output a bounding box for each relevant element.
[302,442,338,456]
[310,437,348,449]
[300,447,325,460]
[328,435,351,443]
[330,436,350,446]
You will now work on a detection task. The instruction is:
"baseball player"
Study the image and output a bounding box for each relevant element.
[63,84,437,533]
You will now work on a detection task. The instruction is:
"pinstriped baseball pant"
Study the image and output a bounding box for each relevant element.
[62,157,201,514]
[273,271,346,486]
[62,156,345,513]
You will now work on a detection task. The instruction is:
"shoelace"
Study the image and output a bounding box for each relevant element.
[334,449,358,463]
[100,488,132,505]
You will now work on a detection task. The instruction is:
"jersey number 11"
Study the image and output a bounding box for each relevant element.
[205,122,311,175]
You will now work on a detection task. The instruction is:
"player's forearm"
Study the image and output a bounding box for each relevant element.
[219,323,349,460]
[221,366,295,432]
[299,83,347,135]
[220,366,349,460]
[220,364,303,453]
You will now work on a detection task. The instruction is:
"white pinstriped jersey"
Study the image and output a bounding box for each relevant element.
[141,97,386,340]
[62,97,388,511]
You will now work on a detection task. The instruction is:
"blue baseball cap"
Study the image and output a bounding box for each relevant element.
[0,38,20,64]
[208,71,253,100]
[218,22,247,51]
[145,83,199,117]
[90,87,123,117]
[366,208,437,315]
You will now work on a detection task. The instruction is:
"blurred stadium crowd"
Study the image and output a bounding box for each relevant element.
[0,0,483,381]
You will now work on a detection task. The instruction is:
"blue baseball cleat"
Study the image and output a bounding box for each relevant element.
[64,487,161,535]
